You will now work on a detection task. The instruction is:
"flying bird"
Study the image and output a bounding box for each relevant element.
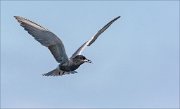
[14,16,120,76]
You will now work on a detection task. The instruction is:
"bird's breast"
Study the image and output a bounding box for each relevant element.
[59,62,80,72]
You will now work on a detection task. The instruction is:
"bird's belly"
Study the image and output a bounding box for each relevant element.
[59,64,80,72]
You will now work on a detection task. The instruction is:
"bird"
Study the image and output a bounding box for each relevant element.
[14,16,120,76]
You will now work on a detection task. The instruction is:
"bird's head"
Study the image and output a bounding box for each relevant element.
[73,55,92,64]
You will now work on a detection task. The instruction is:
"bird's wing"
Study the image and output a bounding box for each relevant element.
[71,16,120,58]
[14,16,68,63]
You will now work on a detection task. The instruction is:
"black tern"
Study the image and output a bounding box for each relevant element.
[14,16,120,76]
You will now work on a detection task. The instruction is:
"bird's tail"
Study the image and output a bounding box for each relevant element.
[42,68,77,76]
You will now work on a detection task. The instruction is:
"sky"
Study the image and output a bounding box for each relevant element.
[1,1,179,108]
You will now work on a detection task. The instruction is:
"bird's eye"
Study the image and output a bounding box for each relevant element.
[80,57,85,60]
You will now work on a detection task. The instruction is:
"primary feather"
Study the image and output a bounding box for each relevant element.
[14,16,68,63]
[71,16,120,58]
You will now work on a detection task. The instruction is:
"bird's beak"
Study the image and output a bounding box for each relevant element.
[84,59,92,63]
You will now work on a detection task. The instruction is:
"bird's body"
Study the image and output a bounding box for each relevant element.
[14,16,120,76]
[59,60,78,72]
[59,57,82,72]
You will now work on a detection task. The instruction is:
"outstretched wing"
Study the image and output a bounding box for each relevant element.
[71,16,120,58]
[14,16,68,63]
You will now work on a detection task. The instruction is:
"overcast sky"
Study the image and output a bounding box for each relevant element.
[1,1,179,108]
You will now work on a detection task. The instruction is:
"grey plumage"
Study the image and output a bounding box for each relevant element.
[71,16,120,58]
[14,16,68,63]
[14,16,120,76]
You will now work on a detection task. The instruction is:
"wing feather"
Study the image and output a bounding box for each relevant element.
[71,16,120,58]
[15,16,68,63]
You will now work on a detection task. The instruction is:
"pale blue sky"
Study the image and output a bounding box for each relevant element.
[1,1,179,108]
